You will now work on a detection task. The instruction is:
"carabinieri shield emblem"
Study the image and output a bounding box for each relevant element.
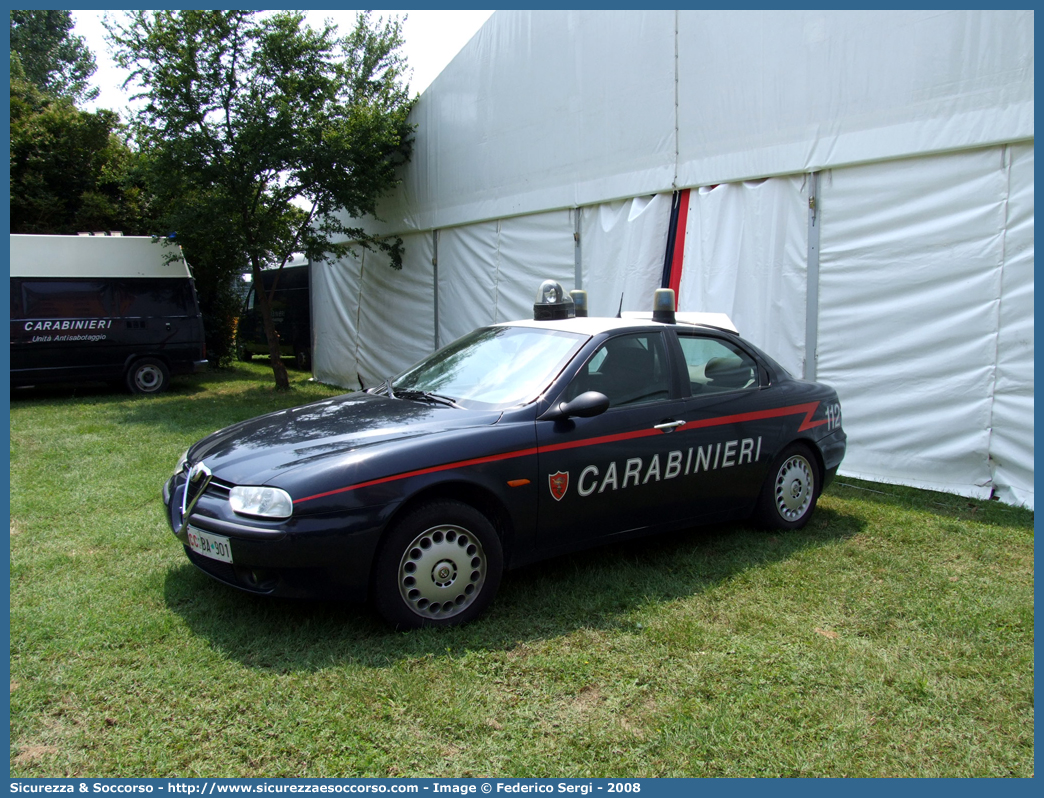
[548,471,569,502]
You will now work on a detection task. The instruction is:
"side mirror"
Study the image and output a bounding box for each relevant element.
[540,391,610,421]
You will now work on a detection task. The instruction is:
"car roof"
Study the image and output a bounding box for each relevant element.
[496,313,738,336]
[621,311,738,334]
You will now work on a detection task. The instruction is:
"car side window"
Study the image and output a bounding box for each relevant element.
[678,335,760,394]
[566,332,671,407]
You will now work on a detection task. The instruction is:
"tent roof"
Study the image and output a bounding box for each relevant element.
[354,10,1032,236]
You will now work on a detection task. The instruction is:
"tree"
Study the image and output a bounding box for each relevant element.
[107,10,415,389]
[10,57,151,235]
[10,10,98,104]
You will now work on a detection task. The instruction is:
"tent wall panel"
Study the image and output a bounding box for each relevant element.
[989,144,1034,508]
[816,148,1010,500]
[493,211,576,322]
[579,194,672,317]
[676,177,809,376]
[436,222,501,346]
[311,250,363,389]
[434,212,575,345]
[355,234,435,388]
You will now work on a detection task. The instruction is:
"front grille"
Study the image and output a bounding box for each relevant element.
[205,477,233,499]
[178,464,237,521]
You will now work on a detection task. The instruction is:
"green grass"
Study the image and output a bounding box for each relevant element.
[9,364,1034,777]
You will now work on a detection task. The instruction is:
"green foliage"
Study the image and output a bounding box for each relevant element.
[196,271,244,369]
[8,367,1035,777]
[107,10,415,387]
[10,10,98,104]
[9,62,152,235]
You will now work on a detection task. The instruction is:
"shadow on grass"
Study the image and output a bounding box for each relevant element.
[114,384,332,434]
[10,374,213,404]
[162,506,863,671]
[12,367,346,440]
[10,361,322,408]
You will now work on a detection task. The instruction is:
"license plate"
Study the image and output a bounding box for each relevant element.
[187,527,233,563]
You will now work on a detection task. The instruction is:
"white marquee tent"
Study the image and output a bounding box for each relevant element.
[311,10,1034,509]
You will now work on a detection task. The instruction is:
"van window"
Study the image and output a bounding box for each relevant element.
[113,279,195,317]
[11,279,24,320]
[21,280,113,319]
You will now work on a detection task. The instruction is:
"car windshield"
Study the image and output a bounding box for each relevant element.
[393,326,587,410]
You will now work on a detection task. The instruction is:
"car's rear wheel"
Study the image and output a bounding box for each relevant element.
[126,357,170,395]
[755,443,819,530]
[372,501,503,629]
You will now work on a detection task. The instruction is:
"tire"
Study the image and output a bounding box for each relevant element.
[755,443,819,530]
[371,500,503,629]
[126,358,170,395]
[238,347,253,362]
[294,347,310,371]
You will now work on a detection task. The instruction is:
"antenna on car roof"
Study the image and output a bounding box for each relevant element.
[615,293,624,318]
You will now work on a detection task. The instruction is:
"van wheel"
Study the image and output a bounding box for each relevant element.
[126,358,170,395]
[371,501,503,629]
[238,347,253,362]
[294,347,310,370]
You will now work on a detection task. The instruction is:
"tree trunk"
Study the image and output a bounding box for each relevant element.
[249,259,290,390]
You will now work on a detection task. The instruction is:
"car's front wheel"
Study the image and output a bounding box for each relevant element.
[371,501,503,629]
[755,443,819,530]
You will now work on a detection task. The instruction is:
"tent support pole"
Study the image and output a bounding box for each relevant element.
[574,208,582,290]
[804,172,821,381]
[432,230,440,350]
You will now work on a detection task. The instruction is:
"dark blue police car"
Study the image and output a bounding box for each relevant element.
[163,282,846,628]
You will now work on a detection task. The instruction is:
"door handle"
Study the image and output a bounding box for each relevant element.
[654,420,686,433]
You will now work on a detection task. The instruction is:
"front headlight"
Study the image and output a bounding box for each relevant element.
[229,486,293,519]
[174,449,190,477]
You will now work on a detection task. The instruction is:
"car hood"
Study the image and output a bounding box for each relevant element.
[187,392,502,486]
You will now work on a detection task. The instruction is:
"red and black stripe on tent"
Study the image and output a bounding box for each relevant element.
[659,189,691,307]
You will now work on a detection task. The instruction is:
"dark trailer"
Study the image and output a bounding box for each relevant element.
[238,260,312,370]
[10,234,208,394]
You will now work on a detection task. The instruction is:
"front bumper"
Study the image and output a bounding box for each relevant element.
[163,474,390,601]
